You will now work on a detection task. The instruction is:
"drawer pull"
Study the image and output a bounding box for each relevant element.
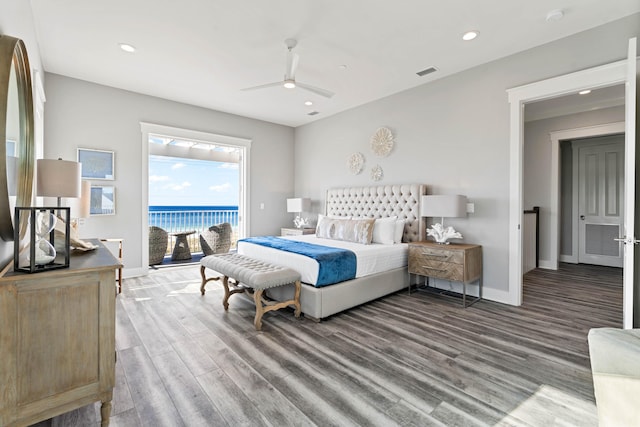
[423,266,446,272]
[422,252,447,258]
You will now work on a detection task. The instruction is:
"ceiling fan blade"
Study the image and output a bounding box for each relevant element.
[285,52,299,80]
[296,81,335,98]
[240,81,282,92]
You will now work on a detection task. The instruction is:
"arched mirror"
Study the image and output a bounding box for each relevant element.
[0,35,35,241]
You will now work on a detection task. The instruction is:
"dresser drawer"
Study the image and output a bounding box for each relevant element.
[409,260,464,281]
[409,245,463,264]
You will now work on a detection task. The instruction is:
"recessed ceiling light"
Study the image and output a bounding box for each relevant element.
[462,31,479,41]
[119,43,136,53]
[304,101,313,106]
[579,89,592,95]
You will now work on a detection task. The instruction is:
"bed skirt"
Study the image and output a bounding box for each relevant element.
[265,266,408,320]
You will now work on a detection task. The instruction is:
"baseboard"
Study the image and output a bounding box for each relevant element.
[482,286,516,305]
[559,255,577,264]
[123,267,147,279]
[538,260,557,270]
[420,278,515,306]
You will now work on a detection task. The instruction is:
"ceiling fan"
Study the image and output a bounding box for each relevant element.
[241,39,335,98]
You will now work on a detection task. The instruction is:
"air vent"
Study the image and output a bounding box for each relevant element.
[416,66,438,77]
[307,111,320,116]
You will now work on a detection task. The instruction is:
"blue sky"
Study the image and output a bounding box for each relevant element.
[149,155,239,206]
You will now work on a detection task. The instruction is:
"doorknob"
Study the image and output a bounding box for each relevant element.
[614,236,640,245]
[580,215,585,220]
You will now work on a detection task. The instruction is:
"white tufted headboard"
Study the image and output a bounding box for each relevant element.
[325,184,427,243]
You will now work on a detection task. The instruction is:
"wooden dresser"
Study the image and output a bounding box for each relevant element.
[408,241,482,307]
[0,240,120,426]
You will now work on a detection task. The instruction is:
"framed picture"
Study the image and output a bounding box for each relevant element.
[90,185,115,216]
[77,148,114,180]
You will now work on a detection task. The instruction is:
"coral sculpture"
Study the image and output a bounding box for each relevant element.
[427,223,463,244]
[293,216,310,229]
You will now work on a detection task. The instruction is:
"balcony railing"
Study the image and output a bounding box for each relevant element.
[149,208,239,257]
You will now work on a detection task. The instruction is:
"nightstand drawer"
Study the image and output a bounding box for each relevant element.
[409,245,463,264]
[281,227,316,236]
[409,260,463,281]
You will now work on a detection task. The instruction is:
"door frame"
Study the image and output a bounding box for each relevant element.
[507,59,628,306]
[139,122,251,271]
[550,123,625,267]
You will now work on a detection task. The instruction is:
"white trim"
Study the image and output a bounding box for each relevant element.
[482,286,513,306]
[139,122,252,274]
[548,122,625,269]
[507,59,627,306]
[122,267,147,279]
[538,260,556,270]
[559,254,577,264]
[623,39,637,329]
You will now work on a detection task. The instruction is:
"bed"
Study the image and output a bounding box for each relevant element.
[237,183,426,320]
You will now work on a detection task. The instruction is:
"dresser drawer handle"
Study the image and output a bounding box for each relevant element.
[422,252,447,258]
[423,266,446,272]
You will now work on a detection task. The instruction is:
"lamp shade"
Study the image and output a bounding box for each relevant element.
[421,195,467,218]
[287,197,311,213]
[67,180,91,218]
[36,158,82,198]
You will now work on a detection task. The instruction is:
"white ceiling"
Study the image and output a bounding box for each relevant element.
[29,0,640,127]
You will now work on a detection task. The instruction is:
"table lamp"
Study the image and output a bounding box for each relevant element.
[421,194,467,244]
[14,158,82,272]
[36,158,82,206]
[287,197,311,228]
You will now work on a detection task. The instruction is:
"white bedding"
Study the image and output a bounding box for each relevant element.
[237,234,408,286]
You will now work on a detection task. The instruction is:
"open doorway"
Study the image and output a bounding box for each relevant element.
[521,90,625,322]
[140,123,251,270]
[148,148,240,266]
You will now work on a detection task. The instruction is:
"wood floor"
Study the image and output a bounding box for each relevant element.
[33,262,622,427]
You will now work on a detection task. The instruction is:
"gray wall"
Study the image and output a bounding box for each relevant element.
[293,14,639,299]
[524,106,625,264]
[43,74,295,276]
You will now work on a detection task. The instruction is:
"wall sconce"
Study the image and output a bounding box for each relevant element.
[287,197,311,228]
[421,194,467,244]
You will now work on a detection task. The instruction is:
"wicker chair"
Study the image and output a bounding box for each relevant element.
[149,226,168,265]
[199,222,232,256]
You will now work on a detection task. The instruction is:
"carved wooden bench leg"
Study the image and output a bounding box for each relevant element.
[254,289,265,331]
[200,265,221,295]
[293,280,301,318]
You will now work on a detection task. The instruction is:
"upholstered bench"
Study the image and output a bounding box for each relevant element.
[588,327,640,426]
[200,253,301,330]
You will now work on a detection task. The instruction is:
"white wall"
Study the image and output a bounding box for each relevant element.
[524,106,625,265]
[0,0,44,267]
[293,14,639,300]
[43,74,295,276]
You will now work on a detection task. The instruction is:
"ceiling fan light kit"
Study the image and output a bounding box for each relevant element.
[241,38,335,98]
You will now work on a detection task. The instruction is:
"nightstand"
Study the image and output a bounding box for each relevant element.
[281,227,316,236]
[408,241,482,307]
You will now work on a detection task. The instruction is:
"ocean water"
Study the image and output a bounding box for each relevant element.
[148,205,238,231]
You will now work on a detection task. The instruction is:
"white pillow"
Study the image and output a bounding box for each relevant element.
[316,217,375,244]
[394,219,406,243]
[371,216,398,245]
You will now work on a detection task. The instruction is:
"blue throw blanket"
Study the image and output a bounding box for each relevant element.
[239,236,356,287]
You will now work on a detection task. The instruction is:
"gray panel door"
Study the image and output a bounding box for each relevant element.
[578,141,624,267]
